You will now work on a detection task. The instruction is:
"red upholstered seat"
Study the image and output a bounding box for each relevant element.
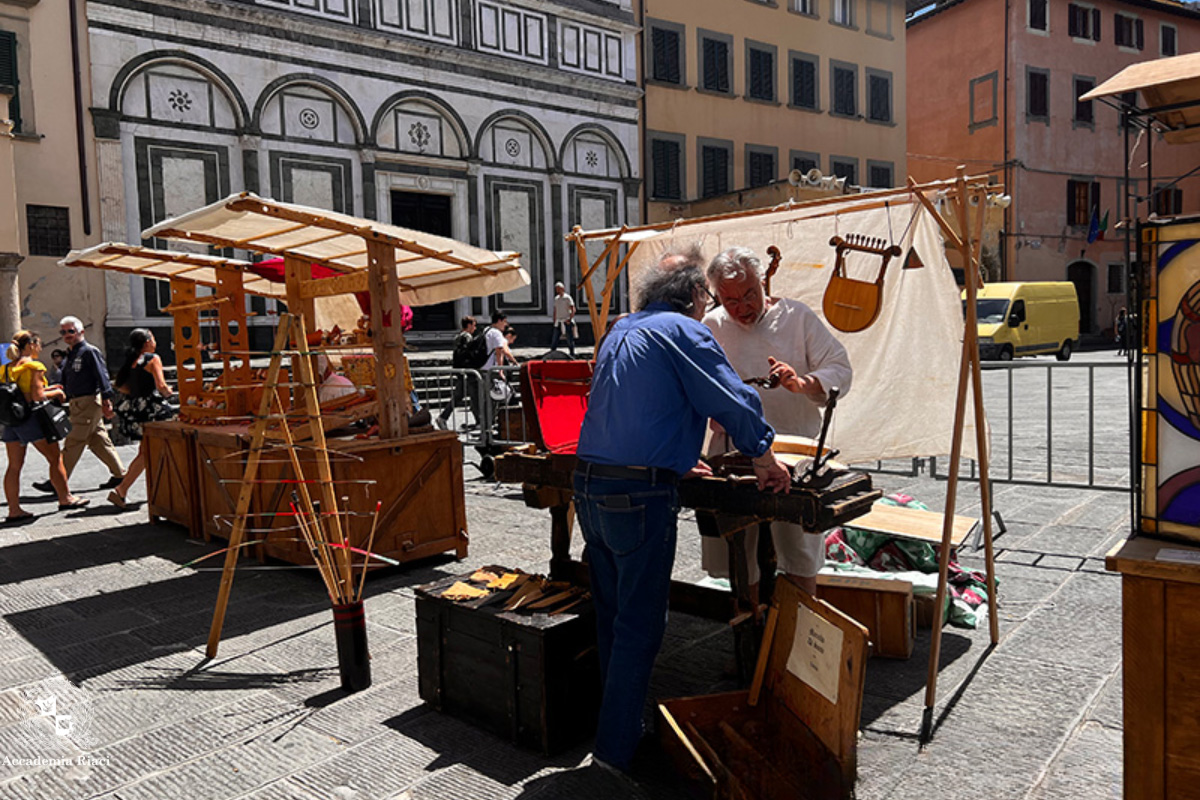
[520,360,593,454]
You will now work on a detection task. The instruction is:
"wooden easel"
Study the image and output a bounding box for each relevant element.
[204,313,353,658]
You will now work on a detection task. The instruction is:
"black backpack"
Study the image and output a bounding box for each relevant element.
[0,363,30,427]
[454,332,490,370]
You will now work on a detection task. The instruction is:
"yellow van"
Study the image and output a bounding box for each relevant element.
[969,282,1081,361]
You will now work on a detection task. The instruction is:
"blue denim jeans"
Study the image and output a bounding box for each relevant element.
[573,469,679,771]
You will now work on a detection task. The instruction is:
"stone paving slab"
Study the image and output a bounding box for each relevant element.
[0,401,1136,800]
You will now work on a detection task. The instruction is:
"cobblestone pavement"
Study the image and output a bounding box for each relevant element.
[0,351,1130,799]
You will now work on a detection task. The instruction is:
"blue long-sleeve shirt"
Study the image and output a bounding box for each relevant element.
[577,303,775,475]
[61,341,115,400]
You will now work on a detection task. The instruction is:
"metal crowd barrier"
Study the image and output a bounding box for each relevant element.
[417,359,1131,492]
[410,363,530,477]
[865,360,1131,493]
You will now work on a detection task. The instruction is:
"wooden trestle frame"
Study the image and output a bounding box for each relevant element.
[565,169,1001,744]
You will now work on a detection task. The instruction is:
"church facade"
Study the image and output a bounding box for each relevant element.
[87,0,640,355]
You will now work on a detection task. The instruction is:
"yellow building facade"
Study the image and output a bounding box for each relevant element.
[0,0,104,347]
[641,0,906,222]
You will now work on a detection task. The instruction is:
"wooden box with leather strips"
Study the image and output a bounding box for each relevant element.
[415,570,601,754]
[658,576,870,800]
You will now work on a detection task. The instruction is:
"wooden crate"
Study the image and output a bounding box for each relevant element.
[193,425,252,542]
[142,421,200,534]
[414,572,601,754]
[256,429,468,566]
[816,573,915,659]
[659,577,869,800]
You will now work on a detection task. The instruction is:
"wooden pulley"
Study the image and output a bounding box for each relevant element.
[822,234,902,333]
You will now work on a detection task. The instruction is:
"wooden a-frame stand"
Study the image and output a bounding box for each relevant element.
[205,313,353,658]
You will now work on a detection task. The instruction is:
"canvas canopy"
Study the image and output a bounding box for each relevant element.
[141,192,530,306]
[1082,51,1200,144]
[60,243,364,332]
[581,191,986,464]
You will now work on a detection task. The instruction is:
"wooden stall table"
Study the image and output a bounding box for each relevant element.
[142,420,200,534]
[189,425,467,565]
[1106,536,1200,800]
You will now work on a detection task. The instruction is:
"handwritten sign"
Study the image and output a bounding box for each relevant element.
[787,605,844,705]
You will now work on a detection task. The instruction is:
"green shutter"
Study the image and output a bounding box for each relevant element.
[0,30,19,133]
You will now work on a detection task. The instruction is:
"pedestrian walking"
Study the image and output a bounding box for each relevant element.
[108,329,175,509]
[437,315,479,431]
[33,317,124,493]
[1116,307,1129,356]
[3,330,89,521]
[550,282,577,357]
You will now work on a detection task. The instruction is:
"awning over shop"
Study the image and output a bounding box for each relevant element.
[141,192,529,306]
[1082,51,1200,144]
[60,243,364,331]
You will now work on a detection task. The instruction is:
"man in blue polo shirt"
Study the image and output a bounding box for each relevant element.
[35,317,125,492]
[574,249,790,775]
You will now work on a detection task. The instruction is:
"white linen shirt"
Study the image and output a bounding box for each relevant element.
[703,298,852,438]
[553,293,575,325]
[483,325,507,369]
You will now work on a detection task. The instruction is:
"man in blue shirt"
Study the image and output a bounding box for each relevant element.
[574,249,790,775]
[36,317,125,491]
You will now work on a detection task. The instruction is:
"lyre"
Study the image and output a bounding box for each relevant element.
[822,234,902,333]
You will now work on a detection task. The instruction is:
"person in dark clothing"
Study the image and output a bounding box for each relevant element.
[34,316,124,492]
[108,329,175,509]
[438,315,478,431]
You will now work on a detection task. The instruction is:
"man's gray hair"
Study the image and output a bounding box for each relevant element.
[707,246,764,286]
[635,247,706,314]
[60,316,84,332]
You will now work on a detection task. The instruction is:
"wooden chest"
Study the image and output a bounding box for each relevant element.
[415,573,601,754]
[659,577,869,800]
[142,421,200,534]
[816,573,915,659]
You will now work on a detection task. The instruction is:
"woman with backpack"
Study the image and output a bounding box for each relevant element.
[107,329,175,509]
[2,330,89,521]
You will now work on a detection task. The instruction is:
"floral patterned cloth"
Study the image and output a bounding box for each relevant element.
[114,392,175,440]
[824,493,993,628]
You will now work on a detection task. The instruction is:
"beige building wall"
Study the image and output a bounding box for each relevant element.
[642,0,906,222]
[0,0,105,349]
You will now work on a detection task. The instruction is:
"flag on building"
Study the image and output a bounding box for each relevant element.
[1087,207,1108,244]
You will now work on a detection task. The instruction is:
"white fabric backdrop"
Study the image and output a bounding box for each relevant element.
[623,198,987,463]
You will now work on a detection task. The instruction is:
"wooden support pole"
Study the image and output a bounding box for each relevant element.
[366,237,408,439]
[966,188,1002,645]
[288,316,354,594]
[206,317,295,657]
[921,167,981,743]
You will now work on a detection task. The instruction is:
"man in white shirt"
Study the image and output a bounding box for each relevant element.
[701,246,853,596]
[550,282,576,357]
[484,310,515,369]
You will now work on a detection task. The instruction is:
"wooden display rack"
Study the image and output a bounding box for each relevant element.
[62,198,527,654]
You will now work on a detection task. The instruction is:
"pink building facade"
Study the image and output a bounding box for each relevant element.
[908,0,1200,336]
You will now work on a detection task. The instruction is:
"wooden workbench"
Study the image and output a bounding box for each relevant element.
[1106,536,1200,800]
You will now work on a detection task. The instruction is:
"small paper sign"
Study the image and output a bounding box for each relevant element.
[1156,548,1200,565]
[787,605,844,705]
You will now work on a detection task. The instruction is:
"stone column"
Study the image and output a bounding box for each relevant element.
[0,90,24,338]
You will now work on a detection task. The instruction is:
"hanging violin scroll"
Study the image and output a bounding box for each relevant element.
[765,245,782,295]
[822,234,903,333]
